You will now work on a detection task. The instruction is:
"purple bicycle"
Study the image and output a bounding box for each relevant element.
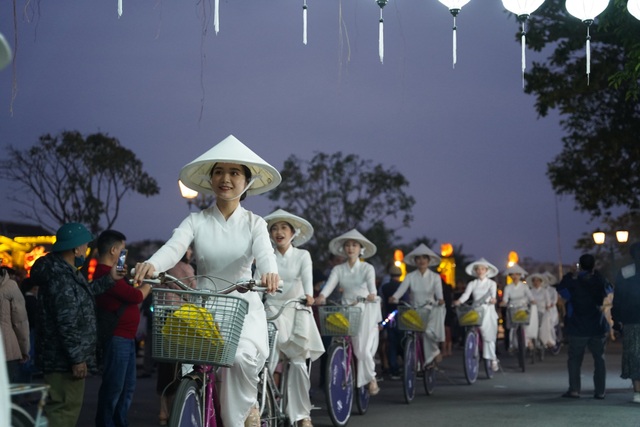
[456,301,494,384]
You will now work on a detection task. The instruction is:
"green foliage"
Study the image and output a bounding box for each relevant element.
[521,0,640,218]
[0,131,160,233]
[267,152,415,265]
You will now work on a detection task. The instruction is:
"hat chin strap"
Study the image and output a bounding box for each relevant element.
[218,175,259,201]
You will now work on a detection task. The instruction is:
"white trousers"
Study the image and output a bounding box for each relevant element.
[352,301,382,388]
[479,305,498,361]
[285,358,312,423]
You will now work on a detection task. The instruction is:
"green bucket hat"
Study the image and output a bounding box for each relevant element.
[52,223,94,252]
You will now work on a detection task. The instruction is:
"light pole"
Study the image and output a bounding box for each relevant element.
[178,180,213,211]
[592,230,629,279]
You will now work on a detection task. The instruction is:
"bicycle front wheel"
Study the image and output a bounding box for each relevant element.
[463,329,479,385]
[258,378,277,427]
[402,335,416,403]
[517,326,526,372]
[169,378,203,427]
[325,342,354,427]
[10,405,34,427]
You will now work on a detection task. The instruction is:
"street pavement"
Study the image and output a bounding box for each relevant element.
[71,339,637,427]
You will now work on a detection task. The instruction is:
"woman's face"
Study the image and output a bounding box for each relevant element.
[509,273,522,283]
[210,162,248,200]
[270,221,294,249]
[474,264,488,278]
[532,277,543,288]
[343,240,362,259]
[415,255,430,269]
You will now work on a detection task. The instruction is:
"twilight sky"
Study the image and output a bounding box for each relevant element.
[0,0,601,268]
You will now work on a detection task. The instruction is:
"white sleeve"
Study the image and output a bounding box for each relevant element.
[300,250,314,296]
[458,281,475,304]
[146,214,195,272]
[391,275,411,301]
[321,267,340,298]
[365,263,377,295]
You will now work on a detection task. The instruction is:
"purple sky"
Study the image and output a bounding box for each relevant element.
[0,0,601,268]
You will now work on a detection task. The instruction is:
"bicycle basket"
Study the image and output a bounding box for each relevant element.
[456,304,484,327]
[152,288,248,367]
[318,305,362,336]
[397,306,431,332]
[508,305,530,325]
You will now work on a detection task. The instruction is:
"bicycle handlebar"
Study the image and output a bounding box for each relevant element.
[266,298,308,321]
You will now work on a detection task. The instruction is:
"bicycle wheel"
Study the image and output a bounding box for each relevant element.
[463,329,479,385]
[11,405,34,427]
[550,324,563,356]
[169,378,203,427]
[258,379,277,427]
[484,357,495,379]
[423,365,436,396]
[325,343,354,427]
[402,334,416,403]
[516,325,526,372]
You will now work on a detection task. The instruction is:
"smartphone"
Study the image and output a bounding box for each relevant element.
[116,249,128,272]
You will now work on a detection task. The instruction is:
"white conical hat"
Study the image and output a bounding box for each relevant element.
[465,257,499,278]
[527,272,548,287]
[503,263,528,276]
[263,209,314,247]
[179,135,281,196]
[329,229,377,259]
[0,33,12,71]
[405,243,441,267]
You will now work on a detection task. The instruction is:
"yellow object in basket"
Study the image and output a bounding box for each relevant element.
[327,312,350,334]
[460,309,479,326]
[162,304,223,349]
[513,310,529,322]
[400,309,425,330]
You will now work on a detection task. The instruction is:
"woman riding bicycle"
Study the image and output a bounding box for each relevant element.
[314,229,382,396]
[528,273,556,349]
[258,209,324,427]
[133,135,281,427]
[389,243,445,366]
[453,258,500,372]
[500,264,538,351]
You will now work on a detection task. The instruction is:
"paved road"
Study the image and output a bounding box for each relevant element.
[67,339,639,427]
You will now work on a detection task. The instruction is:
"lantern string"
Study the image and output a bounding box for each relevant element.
[586,25,591,86]
[214,0,220,34]
[117,0,122,17]
[379,9,384,64]
[452,15,457,69]
[521,20,526,89]
[303,1,308,45]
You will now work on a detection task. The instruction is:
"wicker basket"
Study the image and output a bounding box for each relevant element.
[318,305,362,336]
[397,306,432,332]
[456,304,485,327]
[152,288,248,367]
[508,304,531,325]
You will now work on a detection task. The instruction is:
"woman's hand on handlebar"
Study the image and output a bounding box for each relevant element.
[452,299,461,307]
[133,262,156,285]
[314,294,326,306]
[388,296,398,304]
[260,272,280,294]
[366,293,377,302]
[305,294,315,306]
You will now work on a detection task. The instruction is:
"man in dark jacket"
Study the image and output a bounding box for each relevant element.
[31,223,124,427]
[556,253,612,399]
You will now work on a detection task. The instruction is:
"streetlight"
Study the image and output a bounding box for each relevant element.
[592,229,629,278]
[178,180,213,211]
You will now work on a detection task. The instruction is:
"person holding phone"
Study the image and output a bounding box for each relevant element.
[94,230,152,427]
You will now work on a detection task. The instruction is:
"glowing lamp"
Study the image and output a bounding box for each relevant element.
[441,243,454,257]
[178,180,198,199]
[438,0,472,68]
[592,231,606,245]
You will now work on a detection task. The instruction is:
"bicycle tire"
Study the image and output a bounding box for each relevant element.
[258,378,277,427]
[325,342,354,427]
[550,325,563,356]
[423,365,435,396]
[11,405,34,427]
[169,378,203,427]
[517,326,526,372]
[354,357,370,415]
[402,335,416,403]
[463,329,479,385]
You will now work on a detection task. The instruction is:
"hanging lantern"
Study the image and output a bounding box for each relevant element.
[629,0,640,20]
[117,0,123,17]
[438,0,471,68]
[303,0,309,45]
[565,0,610,85]
[502,1,546,88]
[377,0,389,63]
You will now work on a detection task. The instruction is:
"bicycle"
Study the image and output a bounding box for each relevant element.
[396,302,437,403]
[456,301,495,384]
[142,271,272,427]
[256,297,312,427]
[9,383,49,427]
[317,299,372,427]
[506,303,531,372]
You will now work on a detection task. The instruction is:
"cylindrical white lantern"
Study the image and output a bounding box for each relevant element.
[628,0,640,20]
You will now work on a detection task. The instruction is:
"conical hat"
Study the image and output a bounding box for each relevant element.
[263,209,314,247]
[465,257,499,278]
[329,229,377,259]
[405,243,441,267]
[527,273,548,287]
[179,135,281,196]
[0,33,12,71]
[503,263,528,276]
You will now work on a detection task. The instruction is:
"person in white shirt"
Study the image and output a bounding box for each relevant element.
[133,135,281,427]
[259,209,324,427]
[528,273,556,349]
[389,243,445,366]
[314,229,382,395]
[453,258,500,371]
[500,264,538,351]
